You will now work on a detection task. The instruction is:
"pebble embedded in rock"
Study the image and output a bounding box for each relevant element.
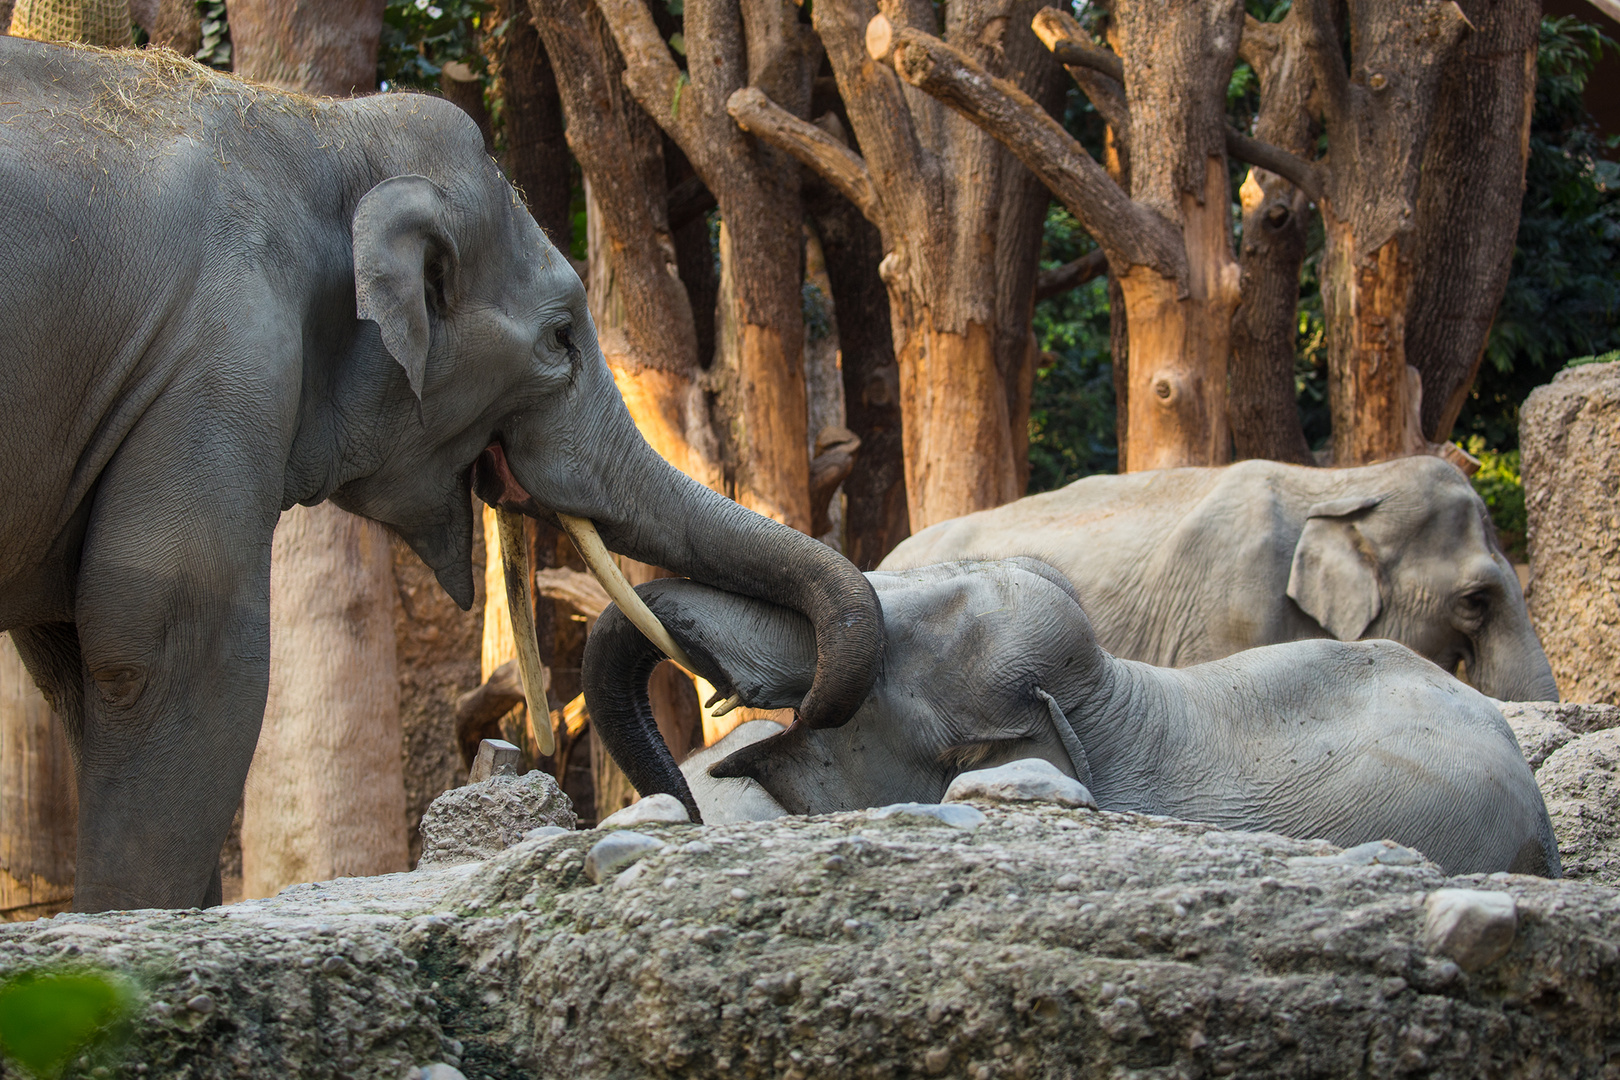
[186,994,215,1014]
[943,758,1099,809]
[1289,840,1427,868]
[597,793,691,829]
[1424,888,1518,972]
[585,831,663,884]
[523,825,570,843]
[417,1065,468,1080]
[869,802,986,830]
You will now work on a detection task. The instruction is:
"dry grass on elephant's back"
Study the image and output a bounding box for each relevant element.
[391,522,485,869]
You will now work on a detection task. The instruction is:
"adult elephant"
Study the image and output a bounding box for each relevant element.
[0,40,880,912]
[584,560,1559,877]
[880,457,1558,702]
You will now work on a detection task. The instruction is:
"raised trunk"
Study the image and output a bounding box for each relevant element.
[243,504,408,899]
[1323,226,1424,466]
[0,632,75,920]
[1117,159,1239,471]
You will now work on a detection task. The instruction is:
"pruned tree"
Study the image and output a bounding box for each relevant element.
[726,0,1067,527]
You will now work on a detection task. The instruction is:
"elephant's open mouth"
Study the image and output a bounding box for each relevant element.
[471,442,544,516]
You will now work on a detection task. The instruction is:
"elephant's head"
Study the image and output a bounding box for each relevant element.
[307,96,880,732]
[1285,455,1557,701]
[583,559,1103,818]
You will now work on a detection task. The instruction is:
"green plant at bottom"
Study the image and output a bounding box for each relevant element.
[0,968,134,1080]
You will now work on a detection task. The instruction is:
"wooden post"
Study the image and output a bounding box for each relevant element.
[0,632,76,919]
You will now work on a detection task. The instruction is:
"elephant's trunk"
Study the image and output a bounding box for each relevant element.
[1471,602,1560,703]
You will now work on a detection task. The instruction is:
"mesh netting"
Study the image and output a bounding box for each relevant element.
[10,0,132,47]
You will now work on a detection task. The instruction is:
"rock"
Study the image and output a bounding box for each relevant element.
[1521,359,1620,703]
[417,771,575,866]
[1289,839,1427,868]
[943,757,1099,809]
[467,739,520,783]
[867,802,986,830]
[416,1064,467,1080]
[596,793,691,829]
[583,831,662,884]
[1537,728,1620,887]
[5,806,1620,1078]
[1497,702,1579,769]
[1499,700,1620,738]
[1424,889,1518,972]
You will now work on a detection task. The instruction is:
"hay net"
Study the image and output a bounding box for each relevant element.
[10,0,133,47]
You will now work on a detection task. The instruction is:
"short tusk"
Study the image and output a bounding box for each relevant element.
[496,508,556,756]
[710,694,743,717]
[557,513,701,677]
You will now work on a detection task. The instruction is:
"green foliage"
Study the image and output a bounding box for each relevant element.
[1455,15,1619,448]
[1566,348,1620,369]
[0,968,133,1079]
[194,0,230,69]
[378,0,490,92]
[1028,206,1115,491]
[1463,436,1527,560]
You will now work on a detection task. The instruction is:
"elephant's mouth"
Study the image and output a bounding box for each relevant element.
[471,442,544,516]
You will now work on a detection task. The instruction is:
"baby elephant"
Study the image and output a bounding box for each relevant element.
[583,559,1559,876]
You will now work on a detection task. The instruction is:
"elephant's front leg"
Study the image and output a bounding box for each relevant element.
[69,426,282,912]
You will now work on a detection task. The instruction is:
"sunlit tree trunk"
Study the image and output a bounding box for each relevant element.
[0,634,76,920]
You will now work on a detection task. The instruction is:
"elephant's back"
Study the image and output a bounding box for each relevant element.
[1166,640,1555,874]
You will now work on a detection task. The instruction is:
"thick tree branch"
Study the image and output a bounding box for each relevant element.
[1035,249,1108,302]
[1291,0,1350,127]
[881,23,1184,280]
[592,0,698,148]
[1224,128,1325,205]
[1030,7,1129,136]
[727,87,883,226]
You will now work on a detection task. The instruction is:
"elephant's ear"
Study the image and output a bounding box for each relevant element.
[1287,495,1386,640]
[353,175,460,400]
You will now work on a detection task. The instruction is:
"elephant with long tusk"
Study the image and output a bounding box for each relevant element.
[584,559,1560,877]
[0,39,882,911]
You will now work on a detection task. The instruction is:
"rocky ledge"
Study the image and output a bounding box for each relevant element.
[4,791,1619,1079]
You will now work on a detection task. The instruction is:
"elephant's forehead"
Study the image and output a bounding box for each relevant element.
[871,562,1071,646]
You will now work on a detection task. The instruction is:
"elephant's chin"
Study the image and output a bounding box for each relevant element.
[471,442,544,516]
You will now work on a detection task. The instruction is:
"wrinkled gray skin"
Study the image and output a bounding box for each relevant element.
[881,457,1558,702]
[587,560,1560,876]
[0,41,880,912]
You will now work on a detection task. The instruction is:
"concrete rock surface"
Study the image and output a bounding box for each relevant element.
[417,772,575,867]
[943,758,1099,809]
[4,805,1620,1079]
[1538,728,1620,888]
[1521,359,1620,703]
[1499,702,1579,769]
[1499,700,1620,741]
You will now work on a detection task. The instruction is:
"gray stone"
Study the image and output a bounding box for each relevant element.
[943,757,1099,809]
[1424,889,1518,972]
[417,1065,467,1080]
[1289,839,1427,868]
[1537,728,1620,887]
[868,802,986,830]
[583,831,662,884]
[467,739,520,783]
[6,806,1620,1078]
[417,770,575,867]
[1497,701,1579,769]
[596,793,691,829]
[521,825,569,843]
[1521,359,1620,704]
[1498,699,1620,737]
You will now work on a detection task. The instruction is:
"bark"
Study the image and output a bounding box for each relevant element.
[596,0,816,531]
[498,0,573,246]
[0,633,75,920]
[130,0,202,54]
[244,504,408,899]
[1035,249,1107,302]
[439,64,492,153]
[1404,0,1539,443]
[882,4,1243,472]
[1229,13,1315,464]
[235,0,406,898]
[1296,0,1471,465]
[228,0,385,96]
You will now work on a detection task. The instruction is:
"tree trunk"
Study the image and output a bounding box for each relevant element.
[234,0,405,898]
[0,633,76,920]
[1404,0,1539,443]
[498,0,573,247]
[228,0,384,97]
[803,172,909,568]
[1229,12,1314,464]
[243,504,408,899]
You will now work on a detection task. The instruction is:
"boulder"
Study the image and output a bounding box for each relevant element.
[943,758,1098,809]
[1521,360,1620,703]
[1537,728,1620,888]
[4,803,1620,1079]
[417,771,576,867]
[1498,702,1579,769]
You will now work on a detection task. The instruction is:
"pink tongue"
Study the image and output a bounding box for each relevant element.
[479,443,538,508]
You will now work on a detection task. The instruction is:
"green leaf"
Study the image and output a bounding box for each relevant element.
[672,71,690,116]
[669,32,686,56]
[0,970,133,1079]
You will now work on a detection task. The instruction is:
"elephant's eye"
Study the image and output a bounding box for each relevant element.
[552,324,574,352]
[1457,589,1491,618]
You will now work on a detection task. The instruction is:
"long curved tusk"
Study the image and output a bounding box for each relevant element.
[496,508,556,756]
[557,513,701,677]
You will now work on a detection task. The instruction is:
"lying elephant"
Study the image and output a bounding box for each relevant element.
[879,457,1558,702]
[0,40,881,911]
[584,559,1560,876]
